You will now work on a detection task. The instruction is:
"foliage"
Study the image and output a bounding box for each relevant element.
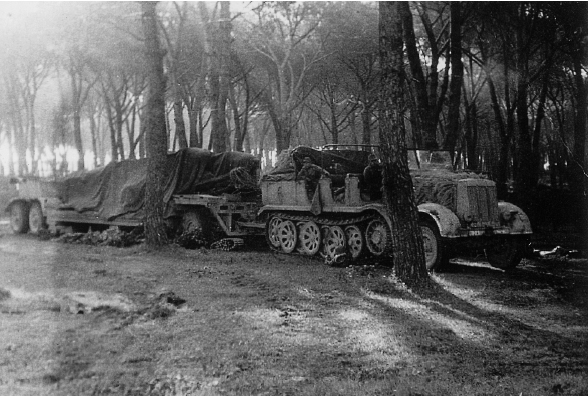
[0,2,585,230]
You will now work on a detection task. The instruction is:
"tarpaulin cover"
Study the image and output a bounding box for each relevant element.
[55,148,259,221]
[262,146,369,181]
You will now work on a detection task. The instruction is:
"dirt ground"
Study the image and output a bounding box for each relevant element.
[0,223,587,396]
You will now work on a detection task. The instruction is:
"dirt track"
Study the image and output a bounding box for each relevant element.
[0,227,587,396]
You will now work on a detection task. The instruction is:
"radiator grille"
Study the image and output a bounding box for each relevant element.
[467,185,498,223]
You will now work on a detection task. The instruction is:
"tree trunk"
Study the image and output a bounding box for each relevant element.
[445,2,463,157]
[89,112,99,168]
[142,1,169,247]
[188,107,199,148]
[571,53,587,232]
[531,76,548,186]
[209,2,231,152]
[379,2,428,285]
[173,98,188,149]
[400,2,437,149]
[71,76,85,171]
[361,108,371,145]
[514,5,533,209]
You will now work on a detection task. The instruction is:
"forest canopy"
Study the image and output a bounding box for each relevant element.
[0,1,586,209]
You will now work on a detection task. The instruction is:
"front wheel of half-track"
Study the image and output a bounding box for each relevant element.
[485,237,526,270]
[420,222,448,271]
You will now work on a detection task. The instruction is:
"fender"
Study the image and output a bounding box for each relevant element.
[418,202,461,238]
[4,198,29,213]
[497,201,533,234]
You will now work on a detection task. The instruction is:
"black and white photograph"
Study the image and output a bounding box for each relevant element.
[0,1,586,395]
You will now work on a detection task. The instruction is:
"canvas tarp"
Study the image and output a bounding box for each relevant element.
[261,146,369,182]
[55,148,260,221]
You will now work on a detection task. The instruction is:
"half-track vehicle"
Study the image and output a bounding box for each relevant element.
[259,145,532,270]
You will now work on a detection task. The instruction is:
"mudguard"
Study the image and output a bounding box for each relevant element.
[497,201,533,234]
[418,202,461,238]
[4,198,28,213]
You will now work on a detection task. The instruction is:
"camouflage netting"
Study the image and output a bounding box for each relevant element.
[412,169,487,211]
[54,148,260,222]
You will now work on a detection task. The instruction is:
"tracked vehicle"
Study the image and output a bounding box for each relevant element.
[259,145,532,270]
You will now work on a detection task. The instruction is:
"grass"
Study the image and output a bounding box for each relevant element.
[0,232,586,395]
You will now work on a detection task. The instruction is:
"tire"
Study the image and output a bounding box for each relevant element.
[9,201,29,234]
[420,222,448,271]
[486,237,526,270]
[28,201,46,235]
[182,210,209,233]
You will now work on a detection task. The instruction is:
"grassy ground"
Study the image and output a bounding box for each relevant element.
[0,230,586,396]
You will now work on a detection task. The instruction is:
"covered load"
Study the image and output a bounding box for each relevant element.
[54,148,260,222]
[262,146,370,182]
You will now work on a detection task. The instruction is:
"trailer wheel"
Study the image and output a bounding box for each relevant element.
[182,210,208,233]
[28,202,46,234]
[9,201,29,234]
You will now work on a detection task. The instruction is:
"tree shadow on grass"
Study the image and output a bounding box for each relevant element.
[353,261,588,384]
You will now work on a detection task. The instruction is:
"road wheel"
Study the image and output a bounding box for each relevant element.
[28,202,46,235]
[345,225,364,260]
[182,210,209,233]
[323,226,346,259]
[298,221,321,256]
[9,201,29,234]
[365,218,390,256]
[265,216,283,250]
[278,220,297,253]
[420,222,447,271]
[486,237,526,270]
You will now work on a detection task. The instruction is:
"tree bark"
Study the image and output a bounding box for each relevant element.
[379,2,428,285]
[445,2,463,157]
[209,2,231,152]
[142,1,169,247]
[400,2,438,149]
[571,53,587,232]
[531,75,548,186]
[173,98,188,149]
[514,7,533,208]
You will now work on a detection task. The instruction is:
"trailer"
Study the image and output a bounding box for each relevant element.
[5,148,264,238]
